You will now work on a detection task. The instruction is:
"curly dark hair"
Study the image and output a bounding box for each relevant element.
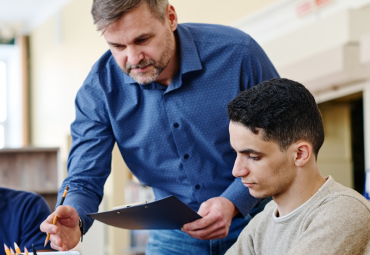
[227,78,324,158]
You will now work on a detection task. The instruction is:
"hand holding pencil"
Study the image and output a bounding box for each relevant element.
[44,187,69,247]
[40,187,82,251]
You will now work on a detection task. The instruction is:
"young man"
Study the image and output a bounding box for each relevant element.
[226,78,370,255]
[0,187,53,254]
[40,0,279,254]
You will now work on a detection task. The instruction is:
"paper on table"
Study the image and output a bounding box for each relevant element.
[21,252,80,255]
[88,195,202,230]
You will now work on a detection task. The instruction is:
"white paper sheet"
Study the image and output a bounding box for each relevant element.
[21,252,81,255]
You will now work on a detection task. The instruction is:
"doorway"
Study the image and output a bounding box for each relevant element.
[318,92,365,193]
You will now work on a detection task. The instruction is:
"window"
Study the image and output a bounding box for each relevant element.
[0,61,6,148]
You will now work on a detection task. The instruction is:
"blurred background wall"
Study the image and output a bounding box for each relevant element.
[1,0,370,254]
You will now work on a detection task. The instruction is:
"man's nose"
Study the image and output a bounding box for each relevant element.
[232,156,249,178]
[126,46,144,66]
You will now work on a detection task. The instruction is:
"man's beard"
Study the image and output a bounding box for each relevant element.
[125,31,174,85]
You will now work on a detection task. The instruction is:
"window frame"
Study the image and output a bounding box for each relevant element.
[0,60,7,148]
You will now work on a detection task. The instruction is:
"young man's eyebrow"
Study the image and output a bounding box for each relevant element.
[230,145,265,155]
[238,148,265,155]
[240,149,264,154]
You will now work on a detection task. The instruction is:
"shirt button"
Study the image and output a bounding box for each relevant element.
[195,184,201,189]
[173,123,179,128]
[184,154,189,159]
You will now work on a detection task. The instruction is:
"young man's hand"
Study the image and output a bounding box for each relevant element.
[181,197,239,240]
[40,205,81,251]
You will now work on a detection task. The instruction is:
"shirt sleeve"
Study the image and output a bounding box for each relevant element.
[287,196,370,255]
[58,73,115,233]
[20,194,54,251]
[240,36,280,91]
[221,36,279,217]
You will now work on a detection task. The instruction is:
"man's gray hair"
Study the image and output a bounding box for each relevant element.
[91,0,169,33]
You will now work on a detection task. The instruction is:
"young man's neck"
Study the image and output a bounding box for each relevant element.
[274,165,326,217]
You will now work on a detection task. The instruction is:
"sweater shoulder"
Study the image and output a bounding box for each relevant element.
[323,179,370,211]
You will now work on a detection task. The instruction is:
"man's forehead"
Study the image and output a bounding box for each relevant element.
[229,122,276,151]
[104,20,157,44]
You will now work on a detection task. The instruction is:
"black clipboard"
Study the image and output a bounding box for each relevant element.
[87,195,202,229]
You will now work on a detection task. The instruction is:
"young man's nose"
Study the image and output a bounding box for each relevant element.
[232,156,250,178]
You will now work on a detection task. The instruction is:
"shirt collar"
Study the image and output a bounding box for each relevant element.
[121,23,203,85]
[176,23,203,75]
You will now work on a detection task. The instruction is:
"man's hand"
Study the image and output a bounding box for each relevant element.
[181,197,239,240]
[40,205,81,251]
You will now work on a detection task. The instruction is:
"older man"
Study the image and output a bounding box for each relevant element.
[226,78,370,255]
[41,0,278,254]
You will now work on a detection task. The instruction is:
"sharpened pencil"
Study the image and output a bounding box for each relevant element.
[13,242,21,254]
[4,244,11,255]
[9,247,15,255]
[44,186,69,247]
[24,247,29,255]
[32,244,37,255]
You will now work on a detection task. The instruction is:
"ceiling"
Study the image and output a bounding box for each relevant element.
[0,0,71,37]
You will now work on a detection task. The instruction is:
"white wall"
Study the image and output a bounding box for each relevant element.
[30,0,108,161]
[0,45,22,148]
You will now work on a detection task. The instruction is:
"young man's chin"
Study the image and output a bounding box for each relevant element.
[249,189,272,199]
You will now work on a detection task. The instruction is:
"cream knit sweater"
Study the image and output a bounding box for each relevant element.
[226,176,370,255]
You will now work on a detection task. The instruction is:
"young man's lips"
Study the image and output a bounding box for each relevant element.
[242,182,256,187]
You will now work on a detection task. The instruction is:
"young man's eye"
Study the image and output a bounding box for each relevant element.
[248,155,260,161]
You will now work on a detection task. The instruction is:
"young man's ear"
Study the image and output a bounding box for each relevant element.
[294,141,312,167]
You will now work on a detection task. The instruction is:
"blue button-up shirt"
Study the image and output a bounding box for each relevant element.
[60,23,279,232]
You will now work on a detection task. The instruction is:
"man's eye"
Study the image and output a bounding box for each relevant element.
[248,155,260,161]
[138,37,149,43]
[113,45,125,50]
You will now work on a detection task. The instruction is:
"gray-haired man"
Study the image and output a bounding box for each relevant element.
[40,0,279,253]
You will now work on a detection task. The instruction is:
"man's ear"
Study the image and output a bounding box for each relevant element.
[294,141,312,167]
[166,5,178,32]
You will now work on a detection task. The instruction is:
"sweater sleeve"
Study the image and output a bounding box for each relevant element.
[287,196,370,255]
[225,215,258,255]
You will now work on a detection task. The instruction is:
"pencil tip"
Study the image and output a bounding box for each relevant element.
[65,186,69,191]
[13,242,18,248]
[4,243,8,249]
[32,244,37,255]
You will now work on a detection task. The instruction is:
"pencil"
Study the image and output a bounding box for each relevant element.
[13,243,21,254]
[4,244,11,255]
[9,247,15,255]
[44,186,69,247]
[32,244,37,255]
[24,247,29,255]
